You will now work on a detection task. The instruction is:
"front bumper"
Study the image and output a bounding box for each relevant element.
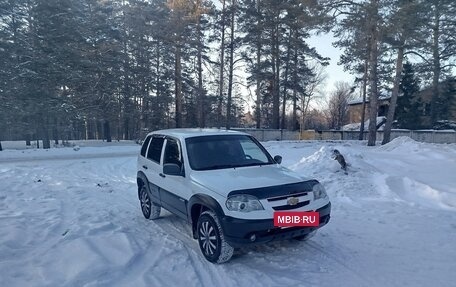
[221,202,331,247]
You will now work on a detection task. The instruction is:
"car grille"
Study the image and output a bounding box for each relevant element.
[267,191,312,211]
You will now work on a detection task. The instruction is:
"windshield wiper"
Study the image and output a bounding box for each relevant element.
[204,164,239,170]
[238,162,272,168]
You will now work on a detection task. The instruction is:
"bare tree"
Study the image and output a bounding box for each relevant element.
[299,63,327,132]
[326,81,354,130]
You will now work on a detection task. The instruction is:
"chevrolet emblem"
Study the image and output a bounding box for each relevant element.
[287,197,299,206]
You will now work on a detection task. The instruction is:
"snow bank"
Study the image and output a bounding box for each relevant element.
[376,136,421,152]
[0,140,137,150]
[0,145,139,162]
[386,176,456,210]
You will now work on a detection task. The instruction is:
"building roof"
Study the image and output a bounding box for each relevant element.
[348,94,392,105]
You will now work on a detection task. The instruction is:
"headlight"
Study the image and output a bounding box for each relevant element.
[226,195,264,212]
[313,183,328,200]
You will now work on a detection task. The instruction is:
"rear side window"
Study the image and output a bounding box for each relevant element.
[147,137,165,163]
[140,136,152,157]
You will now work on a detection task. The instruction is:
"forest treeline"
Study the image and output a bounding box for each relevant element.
[0,0,455,149]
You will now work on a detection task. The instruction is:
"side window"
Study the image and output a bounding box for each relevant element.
[164,138,182,167]
[147,137,165,163]
[140,136,152,157]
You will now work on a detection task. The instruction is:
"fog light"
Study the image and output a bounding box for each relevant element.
[250,234,256,242]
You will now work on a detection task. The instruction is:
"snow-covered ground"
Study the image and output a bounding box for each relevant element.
[1,138,455,287]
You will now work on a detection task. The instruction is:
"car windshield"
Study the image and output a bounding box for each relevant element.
[186,135,274,171]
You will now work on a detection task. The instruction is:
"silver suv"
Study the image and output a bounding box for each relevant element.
[136,129,331,263]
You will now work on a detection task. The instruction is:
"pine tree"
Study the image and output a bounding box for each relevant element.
[416,0,456,123]
[396,62,422,129]
[435,78,456,122]
[382,0,427,144]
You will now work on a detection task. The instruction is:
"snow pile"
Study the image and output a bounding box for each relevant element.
[284,138,456,211]
[386,176,456,210]
[290,146,340,174]
[376,136,421,152]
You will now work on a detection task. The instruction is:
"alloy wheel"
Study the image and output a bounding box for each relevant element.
[199,220,218,256]
[140,187,151,218]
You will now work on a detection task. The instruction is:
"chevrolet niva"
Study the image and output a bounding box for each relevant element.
[136,129,331,263]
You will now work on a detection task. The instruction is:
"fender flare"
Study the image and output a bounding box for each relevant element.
[187,194,225,238]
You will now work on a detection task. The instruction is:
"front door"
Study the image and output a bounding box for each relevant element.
[158,137,189,219]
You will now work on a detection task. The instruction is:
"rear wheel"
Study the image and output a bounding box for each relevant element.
[139,185,160,219]
[197,210,234,263]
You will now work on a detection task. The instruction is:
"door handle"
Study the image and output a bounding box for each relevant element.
[142,165,148,170]
[159,173,166,178]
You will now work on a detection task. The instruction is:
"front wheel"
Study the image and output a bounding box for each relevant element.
[139,185,160,220]
[197,210,234,263]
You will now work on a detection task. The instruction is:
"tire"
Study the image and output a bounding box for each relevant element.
[197,210,234,263]
[294,230,317,241]
[139,185,160,220]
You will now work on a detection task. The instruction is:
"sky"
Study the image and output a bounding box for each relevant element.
[238,31,355,112]
[307,31,355,95]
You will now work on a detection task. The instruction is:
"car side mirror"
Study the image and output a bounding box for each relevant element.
[274,155,282,164]
[163,163,183,176]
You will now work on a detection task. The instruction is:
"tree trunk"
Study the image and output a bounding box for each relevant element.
[197,9,204,128]
[367,0,379,146]
[85,118,89,140]
[218,0,226,129]
[430,5,440,124]
[53,118,59,145]
[281,31,292,130]
[124,117,129,140]
[270,20,280,129]
[382,43,405,144]
[359,56,369,140]
[175,40,183,128]
[255,0,261,129]
[26,134,31,146]
[53,130,58,145]
[0,141,2,151]
[292,94,297,131]
[226,0,236,129]
[104,120,112,143]
[42,125,51,149]
[271,21,280,130]
[292,30,299,131]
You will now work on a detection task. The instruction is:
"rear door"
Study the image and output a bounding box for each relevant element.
[138,135,152,172]
[143,135,165,204]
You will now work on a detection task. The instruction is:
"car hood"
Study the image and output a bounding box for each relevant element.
[189,164,310,196]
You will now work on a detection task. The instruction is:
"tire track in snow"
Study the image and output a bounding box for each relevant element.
[304,241,377,286]
[152,215,231,287]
